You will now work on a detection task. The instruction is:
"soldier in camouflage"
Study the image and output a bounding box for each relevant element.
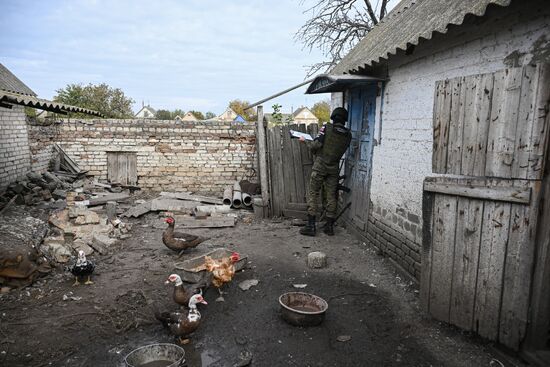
[299,107,352,236]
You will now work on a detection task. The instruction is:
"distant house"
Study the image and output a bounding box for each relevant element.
[174,115,182,121]
[233,114,246,123]
[292,106,319,125]
[135,104,156,119]
[180,112,198,121]
[216,107,238,121]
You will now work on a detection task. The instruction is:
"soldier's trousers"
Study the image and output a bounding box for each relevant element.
[306,169,339,218]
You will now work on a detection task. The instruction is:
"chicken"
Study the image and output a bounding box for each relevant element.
[155,293,207,344]
[70,250,95,286]
[165,273,209,309]
[162,216,208,256]
[203,252,240,301]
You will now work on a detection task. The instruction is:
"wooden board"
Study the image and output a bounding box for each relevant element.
[88,193,130,206]
[474,195,511,340]
[449,196,483,331]
[432,80,451,173]
[527,64,550,180]
[461,74,481,175]
[428,191,457,322]
[173,215,236,228]
[423,180,531,204]
[447,77,466,174]
[160,192,223,205]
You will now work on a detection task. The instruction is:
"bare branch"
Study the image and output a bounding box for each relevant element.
[363,0,378,24]
[380,0,388,19]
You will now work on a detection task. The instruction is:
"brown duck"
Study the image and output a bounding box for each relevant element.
[155,293,207,344]
[165,273,209,308]
[162,216,208,256]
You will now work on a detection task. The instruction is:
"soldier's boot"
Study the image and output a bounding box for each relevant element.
[323,217,335,236]
[300,215,316,236]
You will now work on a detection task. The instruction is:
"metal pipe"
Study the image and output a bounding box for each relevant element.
[242,192,252,207]
[232,182,242,208]
[243,78,315,110]
[223,186,233,206]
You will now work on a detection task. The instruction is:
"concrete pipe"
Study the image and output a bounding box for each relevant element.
[232,182,242,208]
[242,192,252,207]
[223,186,233,206]
[194,205,232,215]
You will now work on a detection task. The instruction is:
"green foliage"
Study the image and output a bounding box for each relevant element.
[205,111,216,119]
[188,110,205,120]
[229,99,256,121]
[24,107,37,118]
[53,83,134,118]
[271,104,283,125]
[172,109,185,119]
[155,109,172,119]
[311,100,331,124]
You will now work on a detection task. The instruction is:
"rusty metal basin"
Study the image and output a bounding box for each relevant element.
[279,292,328,327]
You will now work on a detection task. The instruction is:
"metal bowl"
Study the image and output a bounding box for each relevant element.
[279,292,328,327]
[124,343,185,367]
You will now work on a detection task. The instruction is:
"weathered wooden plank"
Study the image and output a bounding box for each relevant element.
[420,179,436,312]
[256,106,270,215]
[485,68,522,178]
[423,180,530,204]
[499,180,539,350]
[266,127,278,216]
[160,192,223,205]
[450,196,483,331]
[447,77,466,174]
[472,73,494,177]
[293,124,306,203]
[432,80,451,173]
[88,192,131,206]
[128,154,137,185]
[428,191,458,322]
[474,193,511,340]
[281,124,297,205]
[174,215,236,228]
[527,63,550,179]
[461,74,480,176]
[511,64,537,179]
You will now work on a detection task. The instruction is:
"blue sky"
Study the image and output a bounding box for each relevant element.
[0,0,334,115]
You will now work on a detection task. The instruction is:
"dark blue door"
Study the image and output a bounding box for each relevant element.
[344,85,377,230]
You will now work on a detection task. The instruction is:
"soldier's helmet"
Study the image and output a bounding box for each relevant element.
[330,107,348,124]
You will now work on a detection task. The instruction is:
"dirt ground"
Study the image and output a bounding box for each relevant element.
[0,209,524,367]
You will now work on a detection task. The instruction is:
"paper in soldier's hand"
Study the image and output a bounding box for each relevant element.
[289,130,313,141]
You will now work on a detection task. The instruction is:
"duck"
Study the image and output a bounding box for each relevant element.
[162,216,209,256]
[165,273,209,308]
[70,250,95,286]
[155,293,207,344]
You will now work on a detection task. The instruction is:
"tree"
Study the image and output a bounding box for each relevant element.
[229,99,256,121]
[296,0,391,76]
[54,83,134,118]
[205,111,216,119]
[311,100,331,124]
[155,109,172,119]
[271,104,283,125]
[172,109,185,119]
[188,110,205,120]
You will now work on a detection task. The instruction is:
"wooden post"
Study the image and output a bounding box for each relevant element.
[256,105,269,217]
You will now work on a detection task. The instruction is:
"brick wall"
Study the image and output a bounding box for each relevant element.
[27,120,62,173]
[0,106,31,190]
[343,0,550,279]
[26,118,257,194]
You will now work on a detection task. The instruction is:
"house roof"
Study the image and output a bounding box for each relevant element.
[0,63,36,96]
[135,105,156,116]
[0,63,103,116]
[292,107,309,118]
[332,0,512,74]
[306,74,384,94]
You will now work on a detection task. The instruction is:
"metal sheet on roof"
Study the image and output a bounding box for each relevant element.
[332,0,512,74]
[0,63,36,96]
[0,91,103,117]
[306,74,384,94]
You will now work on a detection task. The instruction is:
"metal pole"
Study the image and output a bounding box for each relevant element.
[244,78,315,111]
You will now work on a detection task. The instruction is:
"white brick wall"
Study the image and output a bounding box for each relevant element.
[0,106,31,190]
[369,1,549,240]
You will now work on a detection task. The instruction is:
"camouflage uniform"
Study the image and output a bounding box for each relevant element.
[300,107,351,237]
[306,123,351,218]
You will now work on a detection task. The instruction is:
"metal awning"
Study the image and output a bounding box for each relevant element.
[305,74,385,94]
[0,90,104,117]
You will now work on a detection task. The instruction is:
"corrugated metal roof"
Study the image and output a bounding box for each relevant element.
[332,0,512,74]
[0,90,104,117]
[0,63,36,96]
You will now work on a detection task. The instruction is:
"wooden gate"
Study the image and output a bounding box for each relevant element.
[421,64,550,351]
[107,152,137,185]
[267,123,318,218]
